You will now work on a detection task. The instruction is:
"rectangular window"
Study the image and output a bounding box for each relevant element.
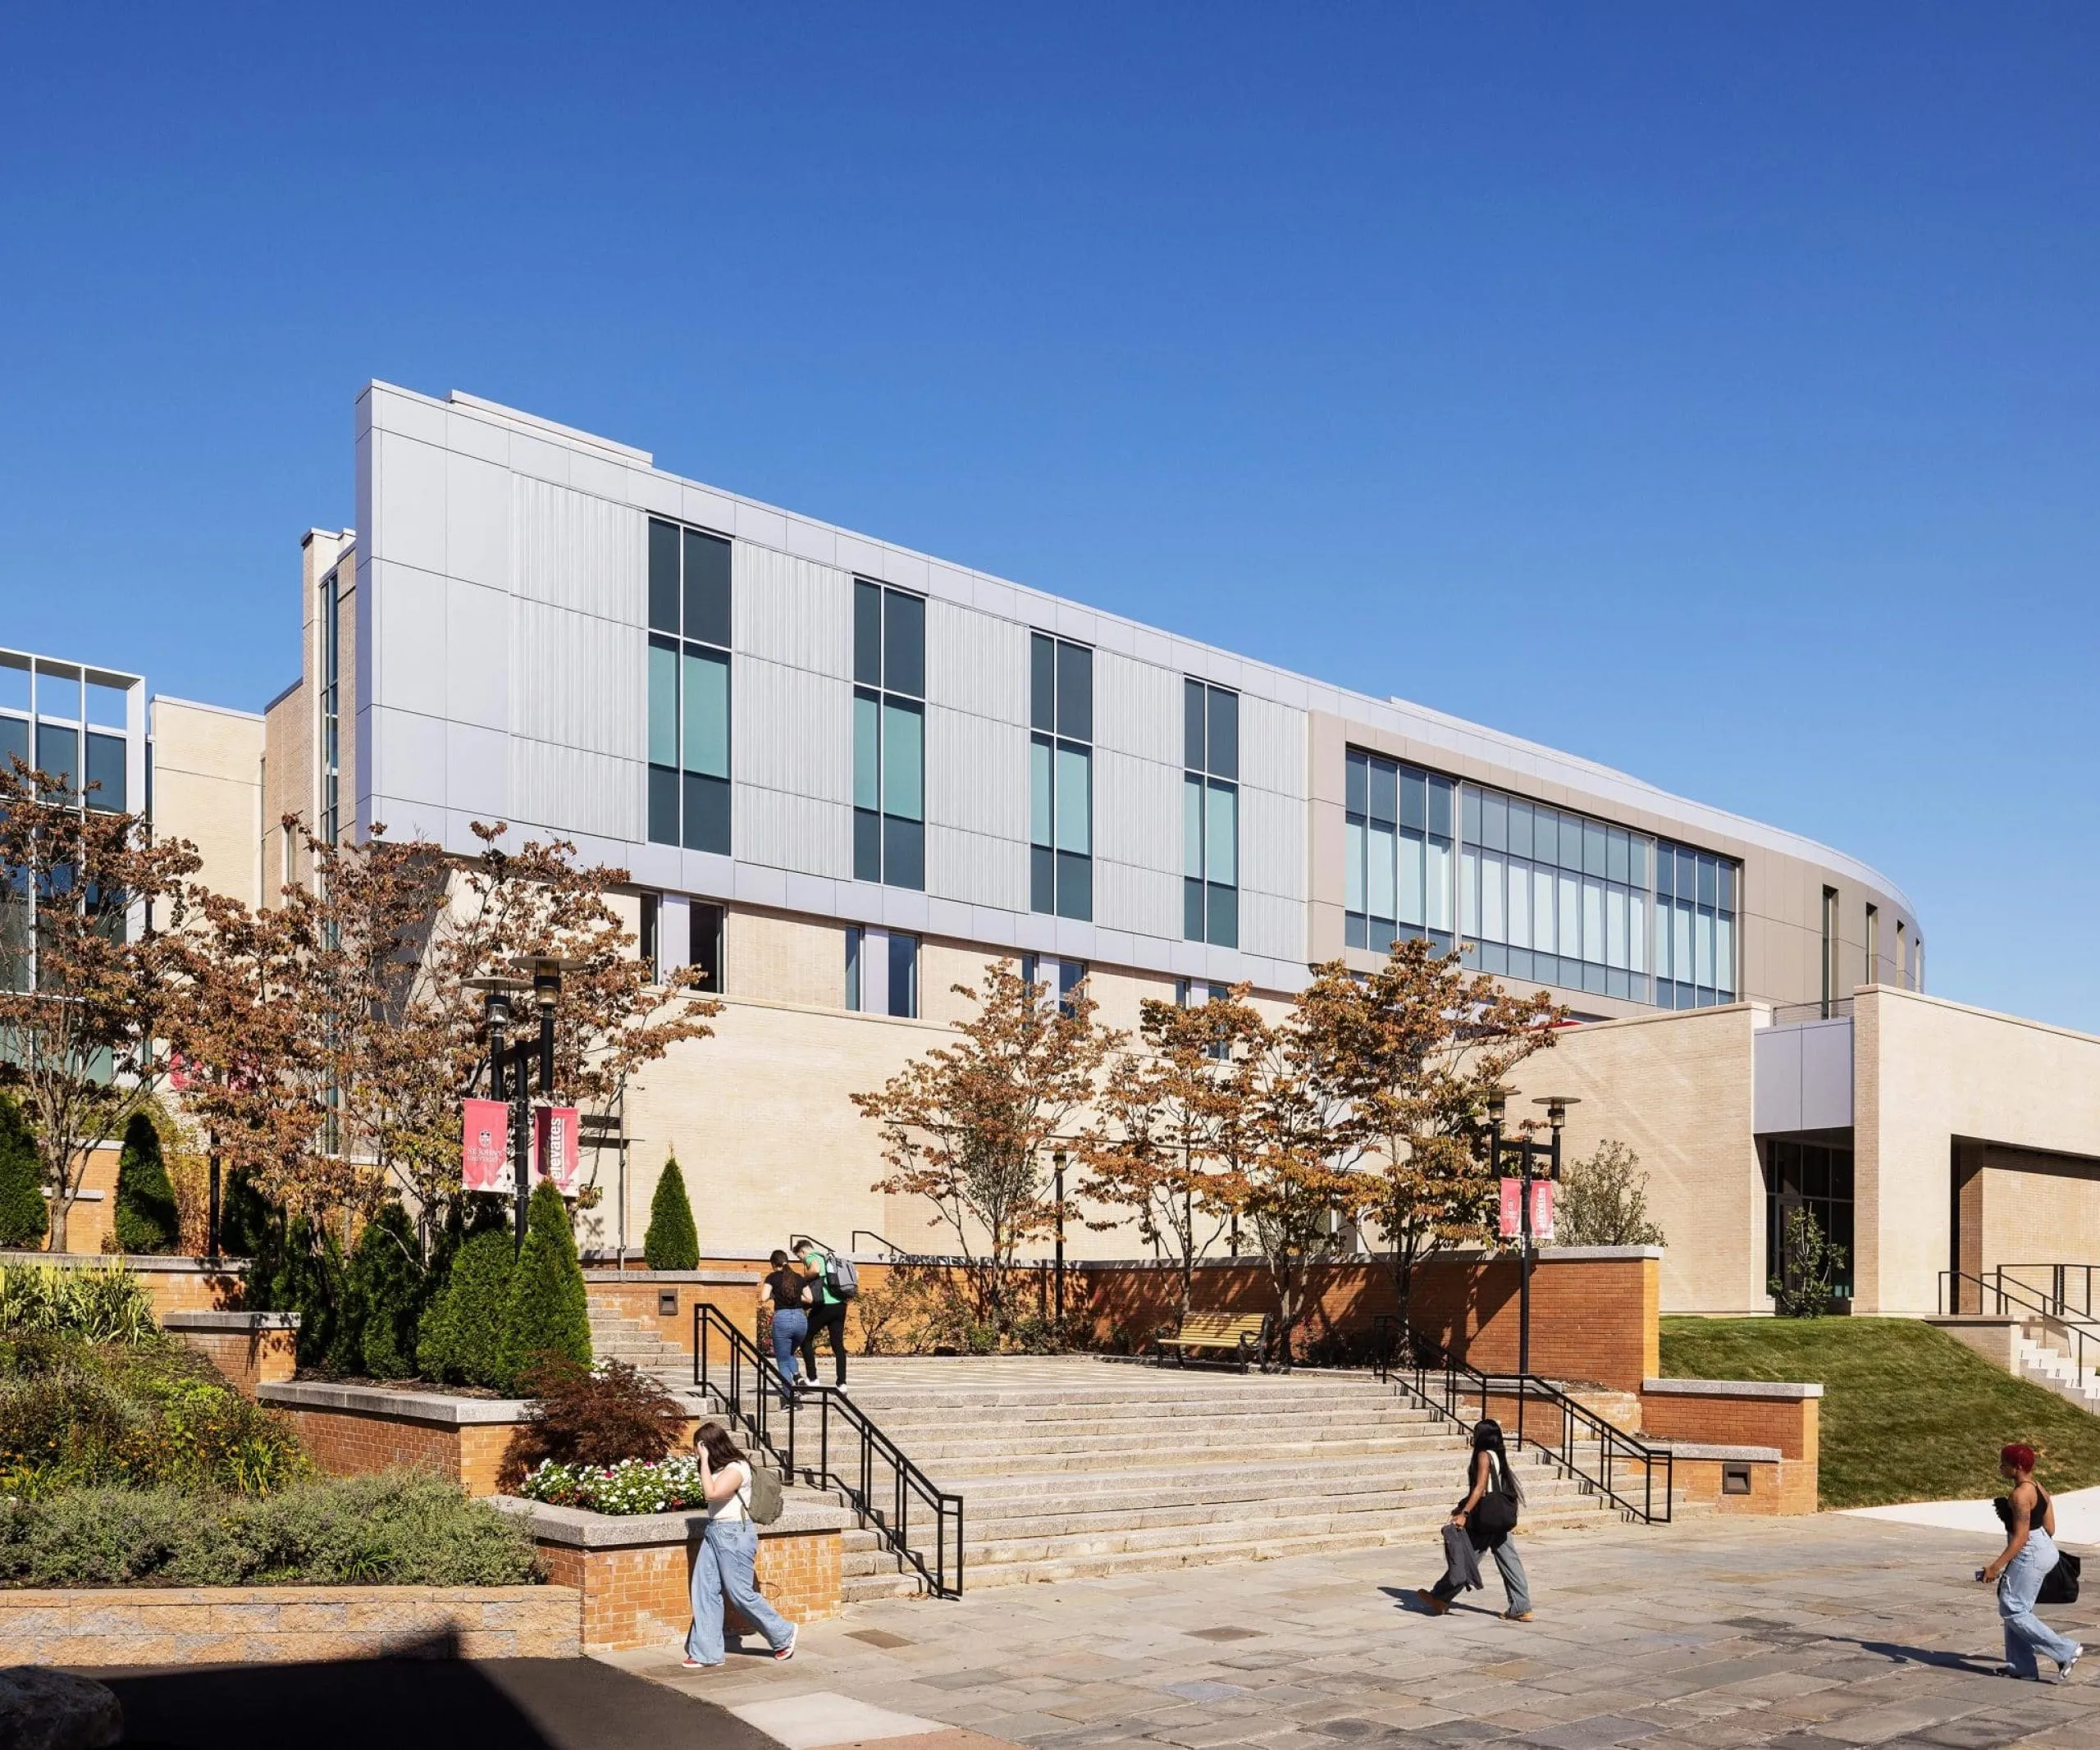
[646,519,733,854]
[319,570,340,845]
[1821,885,1840,1016]
[887,930,919,1019]
[1865,903,1879,988]
[37,722,76,802]
[845,925,862,1012]
[1184,681,1239,947]
[1765,1139,1855,1300]
[690,902,725,994]
[85,731,125,814]
[1896,920,1907,991]
[639,893,660,985]
[853,580,925,890]
[1346,747,1459,957]
[1030,633,1093,920]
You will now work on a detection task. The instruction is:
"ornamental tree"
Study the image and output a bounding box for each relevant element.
[855,961,1118,1334]
[0,760,201,1252]
[1294,936,1564,1344]
[1075,987,1265,1326]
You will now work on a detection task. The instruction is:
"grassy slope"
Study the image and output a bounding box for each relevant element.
[1659,1316,2100,1510]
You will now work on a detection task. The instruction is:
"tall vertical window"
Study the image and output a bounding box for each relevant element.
[1021,953,1088,1017]
[1345,751,1458,961]
[319,570,340,845]
[853,582,924,890]
[638,893,660,984]
[1183,680,1239,948]
[1819,885,1840,1016]
[690,902,725,994]
[1765,1139,1855,1302]
[1029,633,1092,921]
[1896,920,1908,990]
[1651,844,1738,1010]
[1865,903,1879,988]
[646,520,733,855]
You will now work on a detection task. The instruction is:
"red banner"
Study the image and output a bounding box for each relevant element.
[535,1104,580,1192]
[1498,1177,1556,1242]
[1530,1179,1555,1243]
[1498,1177,1522,1240]
[462,1099,508,1191]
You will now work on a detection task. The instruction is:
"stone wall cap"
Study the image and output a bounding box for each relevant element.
[489,1492,852,1545]
[259,1380,530,1423]
[582,1270,760,1286]
[162,1309,300,1331]
[1653,1442,1786,1461]
[0,1250,248,1273]
[1643,1377,1823,1399]
[1923,1315,2023,1329]
[0,1583,569,1604]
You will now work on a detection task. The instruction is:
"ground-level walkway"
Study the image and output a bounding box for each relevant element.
[609,1512,2100,1749]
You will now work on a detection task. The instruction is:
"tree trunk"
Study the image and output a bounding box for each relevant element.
[48,1192,70,1254]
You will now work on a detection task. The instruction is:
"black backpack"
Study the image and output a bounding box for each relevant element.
[2041,1549,2083,1606]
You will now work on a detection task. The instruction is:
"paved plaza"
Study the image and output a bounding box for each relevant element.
[609,1513,2100,1750]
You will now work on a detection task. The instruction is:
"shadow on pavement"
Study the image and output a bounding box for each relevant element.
[1848,1637,2005,1675]
[84,1632,781,1750]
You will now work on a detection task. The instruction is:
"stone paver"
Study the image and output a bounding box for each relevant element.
[605,1513,2100,1748]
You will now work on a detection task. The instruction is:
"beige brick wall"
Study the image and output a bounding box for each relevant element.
[1857,987,2100,1314]
[0,1585,578,1663]
[730,907,849,1009]
[150,697,263,907]
[1503,1006,1764,1314]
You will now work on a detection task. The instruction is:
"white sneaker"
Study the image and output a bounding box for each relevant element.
[2059,1646,2083,1681]
[774,1626,798,1661]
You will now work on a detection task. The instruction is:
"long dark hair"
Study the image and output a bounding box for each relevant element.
[695,1421,746,1468]
[1472,1418,1522,1504]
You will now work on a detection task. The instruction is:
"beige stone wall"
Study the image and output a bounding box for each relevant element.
[1502,1006,1765,1314]
[150,697,263,907]
[1856,987,2100,1314]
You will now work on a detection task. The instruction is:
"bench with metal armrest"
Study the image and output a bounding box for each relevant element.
[1154,1311,1270,1372]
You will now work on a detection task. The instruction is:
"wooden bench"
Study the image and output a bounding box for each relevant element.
[1155,1312,1270,1373]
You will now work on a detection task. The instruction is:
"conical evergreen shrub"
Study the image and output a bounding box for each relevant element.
[0,1093,48,1250]
[345,1203,425,1379]
[113,1112,179,1254]
[418,1227,517,1388]
[643,1154,699,1271]
[500,1181,591,1387]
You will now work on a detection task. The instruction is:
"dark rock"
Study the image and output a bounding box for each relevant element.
[0,1667,123,1750]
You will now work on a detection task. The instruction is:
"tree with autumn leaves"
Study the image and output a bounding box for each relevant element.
[869,939,1566,1363]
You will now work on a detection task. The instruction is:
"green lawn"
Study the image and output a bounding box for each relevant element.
[1659,1316,2100,1510]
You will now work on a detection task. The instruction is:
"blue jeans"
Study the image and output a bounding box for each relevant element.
[686,1518,792,1664]
[1431,1537,1532,1614]
[2000,1529,2080,1678]
[770,1309,808,1406]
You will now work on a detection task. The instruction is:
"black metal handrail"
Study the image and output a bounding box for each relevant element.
[692,1303,964,1597]
[1939,1269,2100,1378]
[1989,1264,2100,1323]
[1375,1326,1674,1524]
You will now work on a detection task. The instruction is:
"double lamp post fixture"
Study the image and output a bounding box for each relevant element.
[1483,1089,1579,1378]
[468,957,574,1254]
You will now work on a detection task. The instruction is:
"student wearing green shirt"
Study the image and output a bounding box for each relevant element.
[798,1241,849,1393]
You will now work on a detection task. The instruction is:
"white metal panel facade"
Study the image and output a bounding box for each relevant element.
[1094,651,1180,767]
[924,706,1028,843]
[733,784,851,880]
[733,657,851,806]
[509,601,642,760]
[735,546,851,679]
[512,476,645,624]
[927,600,1028,727]
[509,739,641,843]
[927,823,1029,913]
[1239,694,1306,800]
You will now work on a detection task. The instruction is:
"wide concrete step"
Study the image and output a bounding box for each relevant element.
[942,1455,1526,1505]
[953,1485,1604,1542]
[899,1435,1471,1477]
[863,1400,1443,1433]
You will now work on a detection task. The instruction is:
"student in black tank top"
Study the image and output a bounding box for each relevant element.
[1982,1442,2081,1681]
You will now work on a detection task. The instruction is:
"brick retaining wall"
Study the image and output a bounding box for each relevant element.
[0,1250,245,1318]
[162,1311,298,1396]
[261,1382,533,1496]
[0,1585,578,1664]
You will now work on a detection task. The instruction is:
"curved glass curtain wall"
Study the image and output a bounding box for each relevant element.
[1345,747,1738,1009]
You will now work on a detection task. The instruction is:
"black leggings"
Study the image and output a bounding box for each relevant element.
[798,1301,848,1386]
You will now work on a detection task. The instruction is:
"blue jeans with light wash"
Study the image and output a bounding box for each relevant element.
[1431,1536,1532,1615]
[1999,1528,2081,1679]
[770,1309,808,1407]
[685,1518,793,1665]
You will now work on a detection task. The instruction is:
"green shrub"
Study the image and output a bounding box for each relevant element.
[0,1093,47,1250]
[0,1471,540,1587]
[418,1229,516,1389]
[0,1331,306,1497]
[112,1112,180,1254]
[338,1204,425,1380]
[643,1154,699,1271]
[0,1263,156,1343]
[249,1216,345,1368]
[217,1167,273,1260]
[500,1184,591,1387]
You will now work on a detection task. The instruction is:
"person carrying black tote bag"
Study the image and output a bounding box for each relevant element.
[1416,1419,1533,1621]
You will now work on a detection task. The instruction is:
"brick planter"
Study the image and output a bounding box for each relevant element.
[0,1250,246,1318]
[1640,1378,1822,1514]
[0,1584,578,1664]
[490,1496,849,1652]
[585,1268,760,1350]
[259,1381,536,1496]
[163,1310,298,1397]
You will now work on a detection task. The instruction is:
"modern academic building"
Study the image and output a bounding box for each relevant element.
[83,382,2100,1317]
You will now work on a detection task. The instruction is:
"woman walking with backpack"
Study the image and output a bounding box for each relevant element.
[1415,1419,1532,1621]
[683,1421,797,1668]
[1980,1442,2082,1682]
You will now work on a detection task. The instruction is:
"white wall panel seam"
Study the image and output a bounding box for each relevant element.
[734,546,851,679]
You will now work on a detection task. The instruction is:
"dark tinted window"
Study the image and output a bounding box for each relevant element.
[1055,642,1092,742]
[86,733,126,813]
[854,582,883,686]
[682,529,732,647]
[1206,688,1238,780]
[1185,679,1206,770]
[648,519,681,633]
[883,591,924,697]
[1030,633,1056,733]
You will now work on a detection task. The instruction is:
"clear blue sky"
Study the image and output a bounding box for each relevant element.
[2,6,2095,1026]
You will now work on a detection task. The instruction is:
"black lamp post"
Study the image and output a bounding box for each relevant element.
[471,958,569,1254]
[1052,1148,1067,1327]
[1518,1094,1579,1378]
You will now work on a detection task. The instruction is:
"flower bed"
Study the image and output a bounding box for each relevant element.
[514,1455,710,1516]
